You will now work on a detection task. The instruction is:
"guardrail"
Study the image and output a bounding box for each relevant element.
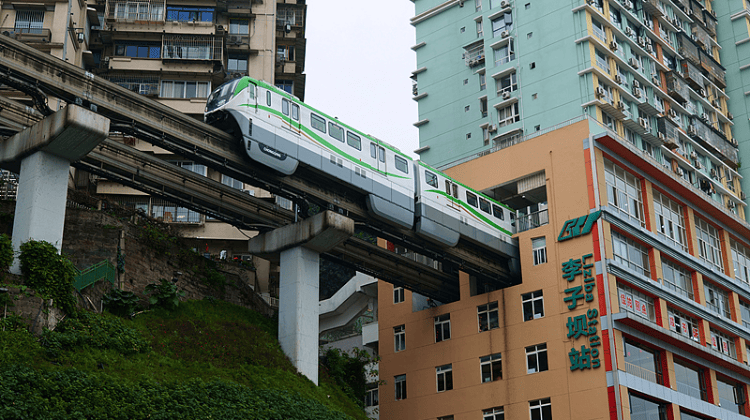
[73,260,117,291]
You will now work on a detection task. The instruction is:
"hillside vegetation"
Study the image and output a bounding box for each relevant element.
[0,299,367,420]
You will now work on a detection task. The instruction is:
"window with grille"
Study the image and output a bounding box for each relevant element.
[166,6,214,22]
[695,216,723,272]
[604,159,645,225]
[229,19,248,34]
[227,54,248,75]
[653,190,687,251]
[14,10,44,34]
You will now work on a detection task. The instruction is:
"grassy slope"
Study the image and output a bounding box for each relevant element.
[0,300,367,420]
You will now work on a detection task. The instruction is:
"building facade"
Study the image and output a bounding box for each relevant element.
[377,0,750,418]
[0,0,307,261]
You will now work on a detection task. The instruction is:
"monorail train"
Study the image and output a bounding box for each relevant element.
[205,77,518,261]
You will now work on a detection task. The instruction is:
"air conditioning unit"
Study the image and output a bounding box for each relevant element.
[615,74,624,84]
[698,88,706,97]
[710,168,718,179]
[617,101,626,111]
[652,74,660,85]
[632,79,641,89]
[632,86,642,98]
[625,27,634,37]
[677,167,685,177]
[742,191,747,200]
[623,0,633,9]
[595,86,606,98]
[668,109,677,119]
[658,132,666,141]
[501,30,510,38]
[686,8,693,16]
[638,117,649,129]
[690,151,697,159]
[610,41,619,51]
[1,31,17,39]
[695,160,703,169]
[645,44,653,54]
[672,17,681,27]
[701,112,709,121]
[728,112,734,120]
[586,0,595,5]
[638,36,646,47]
[712,99,720,108]
[728,201,737,210]
[502,91,511,99]
[628,57,640,69]
[500,0,510,7]
[488,124,497,132]
[228,35,241,44]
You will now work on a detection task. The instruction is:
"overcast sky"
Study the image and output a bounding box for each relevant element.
[304,0,419,158]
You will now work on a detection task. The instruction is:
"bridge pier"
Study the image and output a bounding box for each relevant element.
[248,210,354,384]
[0,105,110,273]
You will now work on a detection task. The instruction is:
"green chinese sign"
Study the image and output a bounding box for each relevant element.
[558,210,601,242]
[561,253,601,371]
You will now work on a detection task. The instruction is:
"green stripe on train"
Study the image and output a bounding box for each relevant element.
[424,189,513,236]
[418,161,515,213]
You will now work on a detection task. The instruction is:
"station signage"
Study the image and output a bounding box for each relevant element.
[563,253,602,371]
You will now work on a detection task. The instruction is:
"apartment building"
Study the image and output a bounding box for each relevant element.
[375,0,750,419]
[0,0,307,259]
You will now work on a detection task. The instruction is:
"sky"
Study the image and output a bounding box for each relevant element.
[304,0,420,158]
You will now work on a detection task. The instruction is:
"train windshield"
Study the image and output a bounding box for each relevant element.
[205,80,238,112]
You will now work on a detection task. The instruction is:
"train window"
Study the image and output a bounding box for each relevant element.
[266,91,271,106]
[466,192,478,208]
[329,123,344,142]
[479,197,491,214]
[395,156,409,174]
[425,171,438,188]
[311,114,326,133]
[492,204,504,220]
[370,143,378,159]
[347,131,362,150]
[379,146,385,163]
[282,98,289,116]
[445,180,451,195]
[291,104,299,121]
[452,183,458,198]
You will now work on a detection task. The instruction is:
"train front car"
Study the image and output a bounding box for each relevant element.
[205,77,299,175]
[414,160,516,257]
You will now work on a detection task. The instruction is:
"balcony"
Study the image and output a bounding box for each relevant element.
[691,117,737,166]
[691,25,711,50]
[681,60,703,90]
[677,32,700,66]
[106,0,165,22]
[515,209,548,233]
[641,0,664,17]
[624,361,659,383]
[1,28,52,44]
[666,72,690,104]
[657,116,680,149]
[162,35,222,62]
[276,6,304,28]
[701,10,717,36]
[464,42,486,67]
[698,49,725,89]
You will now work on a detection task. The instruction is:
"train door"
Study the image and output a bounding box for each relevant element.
[370,141,386,175]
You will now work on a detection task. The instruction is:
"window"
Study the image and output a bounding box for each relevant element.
[445,180,459,198]
[661,260,693,300]
[629,393,666,420]
[497,102,520,127]
[475,0,482,11]
[227,54,248,74]
[394,375,406,400]
[480,97,488,118]
[709,328,736,359]
[275,80,293,94]
[716,377,745,414]
[674,360,706,401]
[436,364,453,392]
[493,204,505,220]
[695,216,723,272]
[741,301,750,328]
[229,19,249,34]
[266,91,271,106]
[395,156,409,174]
[467,192,479,207]
[115,42,161,58]
[277,45,295,61]
[704,281,730,319]
[479,197,491,214]
[623,339,661,384]
[291,104,299,121]
[221,174,243,190]
[612,232,650,277]
[166,6,214,22]
[483,407,504,420]
[526,343,548,374]
[328,123,344,142]
[731,239,750,285]
[394,325,405,352]
[477,19,484,37]
[478,301,499,332]
[493,40,515,66]
[604,159,644,225]
[480,353,502,382]
[160,80,210,99]
[532,237,547,265]
[311,114,326,133]
[653,190,687,251]
[595,48,609,72]
[491,13,513,37]
[522,290,544,321]
[393,286,404,304]
[14,10,43,33]
[364,385,378,407]
[618,283,655,321]
[529,398,552,420]
[282,98,289,116]
[667,307,700,341]
[496,72,518,95]
[479,73,486,91]
[425,171,439,188]
[435,314,451,342]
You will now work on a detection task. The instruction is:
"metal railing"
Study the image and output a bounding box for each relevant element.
[106,0,165,22]
[162,35,222,61]
[516,209,549,233]
[276,6,304,27]
[103,75,160,96]
[624,361,658,383]
[1,28,51,43]
[676,381,703,400]
[464,44,485,67]
[73,260,117,291]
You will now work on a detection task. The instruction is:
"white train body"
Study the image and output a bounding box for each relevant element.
[205,77,516,258]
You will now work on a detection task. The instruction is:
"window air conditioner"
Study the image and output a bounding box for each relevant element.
[502,91,511,99]
[628,57,639,69]
[610,41,618,51]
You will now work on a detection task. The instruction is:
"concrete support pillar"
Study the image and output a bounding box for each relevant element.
[10,151,70,273]
[279,246,320,384]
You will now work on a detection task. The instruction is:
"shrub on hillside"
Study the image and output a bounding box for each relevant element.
[18,239,77,314]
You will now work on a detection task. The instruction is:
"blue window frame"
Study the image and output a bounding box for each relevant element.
[166,7,214,22]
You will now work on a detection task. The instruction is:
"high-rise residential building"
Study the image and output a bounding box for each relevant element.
[376,0,750,419]
[0,0,307,261]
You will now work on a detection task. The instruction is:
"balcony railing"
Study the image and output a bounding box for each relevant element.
[676,381,704,400]
[106,0,165,22]
[276,6,304,27]
[1,28,52,43]
[624,361,658,383]
[464,43,486,67]
[102,74,160,95]
[162,35,222,61]
[515,209,548,233]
